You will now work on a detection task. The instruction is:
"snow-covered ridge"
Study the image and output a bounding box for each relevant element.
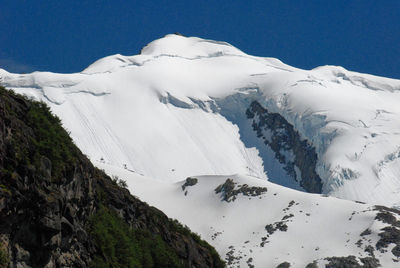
[313,65,400,92]
[99,163,400,268]
[1,34,400,207]
[140,34,246,58]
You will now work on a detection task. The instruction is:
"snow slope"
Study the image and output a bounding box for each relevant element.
[1,34,400,206]
[98,162,400,267]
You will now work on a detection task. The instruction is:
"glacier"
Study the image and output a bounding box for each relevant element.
[1,34,400,207]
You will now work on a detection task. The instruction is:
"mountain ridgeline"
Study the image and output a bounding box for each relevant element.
[3,34,400,206]
[0,86,224,268]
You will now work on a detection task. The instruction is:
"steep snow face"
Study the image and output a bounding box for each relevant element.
[98,163,400,268]
[1,34,400,206]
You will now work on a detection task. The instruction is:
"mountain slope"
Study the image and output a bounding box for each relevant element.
[0,86,224,267]
[99,163,400,267]
[1,34,400,206]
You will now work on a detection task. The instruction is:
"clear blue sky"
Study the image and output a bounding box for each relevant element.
[1,1,399,78]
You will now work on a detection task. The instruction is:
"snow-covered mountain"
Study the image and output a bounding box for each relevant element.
[1,34,400,206]
[2,34,400,266]
[98,162,400,267]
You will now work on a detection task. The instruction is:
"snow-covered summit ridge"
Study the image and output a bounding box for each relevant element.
[82,34,295,75]
[313,65,400,92]
[81,34,246,74]
[1,34,400,206]
[140,34,246,57]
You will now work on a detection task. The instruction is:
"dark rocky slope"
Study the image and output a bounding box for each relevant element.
[246,101,322,193]
[0,86,224,268]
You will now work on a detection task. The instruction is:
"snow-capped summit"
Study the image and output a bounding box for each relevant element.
[82,34,248,74]
[1,34,400,207]
[140,33,247,58]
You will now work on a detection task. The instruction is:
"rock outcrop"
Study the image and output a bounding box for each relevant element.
[214,178,268,202]
[246,101,322,193]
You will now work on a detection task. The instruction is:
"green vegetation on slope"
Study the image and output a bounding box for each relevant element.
[0,245,9,268]
[168,220,224,268]
[26,100,79,180]
[1,86,80,181]
[89,206,184,268]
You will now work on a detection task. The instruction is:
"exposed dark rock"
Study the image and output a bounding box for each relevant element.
[321,255,380,268]
[182,177,198,191]
[283,201,297,212]
[276,261,290,268]
[376,226,400,251]
[0,87,224,267]
[215,179,236,202]
[392,245,400,257]
[246,101,322,193]
[211,231,222,240]
[374,206,400,227]
[325,256,361,268]
[375,211,398,225]
[364,245,375,257]
[282,214,294,221]
[265,221,288,235]
[246,257,254,268]
[361,229,372,236]
[374,205,400,216]
[225,246,240,266]
[305,261,318,268]
[371,205,400,258]
[260,236,268,247]
[215,178,267,202]
[359,256,380,268]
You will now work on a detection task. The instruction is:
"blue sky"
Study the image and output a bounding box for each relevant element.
[1,1,399,78]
